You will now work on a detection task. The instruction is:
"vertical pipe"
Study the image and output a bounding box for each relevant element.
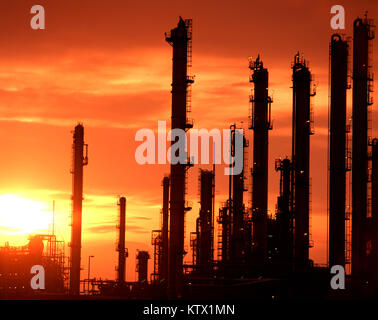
[292,53,313,268]
[329,34,348,268]
[69,124,88,295]
[249,56,271,264]
[117,197,126,283]
[166,17,192,298]
[352,17,373,278]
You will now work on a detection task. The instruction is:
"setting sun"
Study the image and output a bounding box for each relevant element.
[0,194,51,235]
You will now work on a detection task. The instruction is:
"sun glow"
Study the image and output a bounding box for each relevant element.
[0,194,51,235]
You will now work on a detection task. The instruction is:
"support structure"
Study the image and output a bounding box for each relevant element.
[291,53,315,268]
[249,56,272,264]
[329,34,349,268]
[351,17,375,278]
[69,124,88,295]
[165,17,193,298]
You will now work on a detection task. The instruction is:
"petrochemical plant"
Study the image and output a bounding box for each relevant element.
[0,15,377,300]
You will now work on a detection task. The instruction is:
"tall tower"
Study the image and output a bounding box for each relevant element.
[69,124,88,295]
[117,197,127,283]
[351,17,374,278]
[369,139,378,285]
[291,53,315,268]
[275,158,293,263]
[229,126,248,265]
[165,17,193,298]
[329,34,349,268]
[249,56,272,264]
[197,170,215,272]
[217,126,247,269]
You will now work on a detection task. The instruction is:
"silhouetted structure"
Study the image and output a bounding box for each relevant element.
[136,251,150,283]
[117,197,128,283]
[195,170,215,273]
[351,16,375,278]
[165,17,193,298]
[249,56,272,264]
[275,158,293,263]
[291,53,315,268]
[218,126,249,273]
[369,139,378,286]
[161,176,170,282]
[218,204,231,263]
[4,13,378,301]
[0,235,66,298]
[231,129,248,265]
[69,124,88,295]
[329,34,349,268]
[151,176,170,282]
[151,230,162,282]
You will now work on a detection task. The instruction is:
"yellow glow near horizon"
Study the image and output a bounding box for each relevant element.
[0,194,50,235]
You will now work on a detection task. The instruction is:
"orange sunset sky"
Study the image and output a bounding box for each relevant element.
[0,0,377,282]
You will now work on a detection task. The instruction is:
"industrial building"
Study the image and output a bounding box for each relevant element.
[0,235,66,298]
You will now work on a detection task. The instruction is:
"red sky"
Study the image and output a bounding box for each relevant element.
[0,0,377,281]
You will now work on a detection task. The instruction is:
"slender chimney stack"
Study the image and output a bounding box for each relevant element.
[69,124,88,295]
[117,197,127,283]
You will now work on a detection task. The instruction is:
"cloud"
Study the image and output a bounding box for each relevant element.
[86,223,149,234]
[131,216,152,221]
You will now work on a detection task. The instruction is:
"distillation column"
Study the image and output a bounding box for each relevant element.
[329,34,349,268]
[230,126,247,265]
[369,139,378,285]
[291,53,314,268]
[351,17,374,278]
[117,197,127,283]
[275,158,293,262]
[165,17,193,298]
[69,124,88,295]
[197,170,215,273]
[249,56,272,264]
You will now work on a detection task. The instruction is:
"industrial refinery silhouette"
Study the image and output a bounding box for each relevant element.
[0,15,377,300]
